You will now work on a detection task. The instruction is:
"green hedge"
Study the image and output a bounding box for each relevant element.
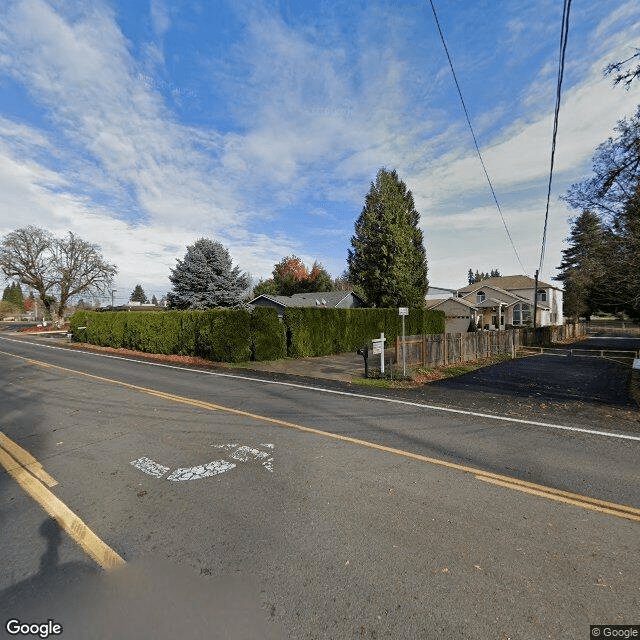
[69,306,445,362]
[69,309,252,362]
[283,307,445,358]
[250,307,286,361]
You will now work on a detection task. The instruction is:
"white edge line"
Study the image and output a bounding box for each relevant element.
[1,335,639,443]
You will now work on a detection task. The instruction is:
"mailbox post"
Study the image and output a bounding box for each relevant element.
[357,344,369,378]
[371,332,385,375]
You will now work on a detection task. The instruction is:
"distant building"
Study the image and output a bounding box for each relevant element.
[249,290,365,317]
[426,275,563,332]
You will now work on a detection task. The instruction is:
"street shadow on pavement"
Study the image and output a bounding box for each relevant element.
[1,517,282,640]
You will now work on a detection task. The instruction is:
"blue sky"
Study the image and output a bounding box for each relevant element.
[0,0,639,303]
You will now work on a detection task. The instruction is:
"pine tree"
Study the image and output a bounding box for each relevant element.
[151,295,158,305]
[347,168,428,307]
[168,238,249,309]
[12,282,24,310]
[609,184,640,317]
[2,282,24,310]
[554,210,606,320]
[129,284,148,303]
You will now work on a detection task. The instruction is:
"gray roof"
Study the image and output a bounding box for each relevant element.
[250,290,364,308]
[458,275,559,293]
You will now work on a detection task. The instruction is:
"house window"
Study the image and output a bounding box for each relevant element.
[476,290,486,303]
[536,289,547,302]
[513,303,531,325]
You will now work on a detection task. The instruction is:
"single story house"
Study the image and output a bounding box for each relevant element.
[426,275,563,332]
[249,290,365,317]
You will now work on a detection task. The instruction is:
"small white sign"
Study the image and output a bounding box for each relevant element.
[399,307,409,316]
[372,339,383,355]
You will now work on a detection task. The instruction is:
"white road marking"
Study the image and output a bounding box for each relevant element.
[131,456,169,478]
[166,460,236,481]
[130,443,275,481]
[1,336,639,443]
[213,443,274,472]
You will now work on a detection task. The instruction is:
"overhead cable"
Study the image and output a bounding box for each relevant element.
[538,0,572,274]
[428,0,527,275]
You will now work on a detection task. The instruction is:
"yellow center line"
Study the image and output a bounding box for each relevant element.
[476,476,640,522]
[3,349,640,523]
[0,446,125,570]
[0,431,58,487]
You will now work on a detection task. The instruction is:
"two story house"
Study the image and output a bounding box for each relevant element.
[426,275,563,332]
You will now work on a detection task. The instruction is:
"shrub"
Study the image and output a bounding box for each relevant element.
[250,307,286,361]
[283,307,445,358]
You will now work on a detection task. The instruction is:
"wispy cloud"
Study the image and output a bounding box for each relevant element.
[0,0,638,296]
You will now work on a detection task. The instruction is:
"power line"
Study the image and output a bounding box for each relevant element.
[427,0,527,275]
[538,0,572,274]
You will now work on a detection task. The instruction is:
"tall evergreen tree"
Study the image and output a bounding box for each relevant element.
[2,282,24,310]
[347,168,428,307]
[129,284,148,303]
[609,183,640,317]
[554,210,607,320]
[151,295,158,306]
[12,282,24,310]
[168,238,249,309]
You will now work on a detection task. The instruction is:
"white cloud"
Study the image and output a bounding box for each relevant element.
[1,0,639,297]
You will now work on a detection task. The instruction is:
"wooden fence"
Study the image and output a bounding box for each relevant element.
[394,323,587,368]
[586,320,640,336]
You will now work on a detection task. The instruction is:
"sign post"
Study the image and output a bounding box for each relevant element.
[399,307,408,377]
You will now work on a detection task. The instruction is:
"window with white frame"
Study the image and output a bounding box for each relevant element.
[536,288,547,302]
[476,290,486,303]
[513,303,531,325]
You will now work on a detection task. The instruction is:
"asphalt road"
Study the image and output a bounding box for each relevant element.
[1,334,639,639]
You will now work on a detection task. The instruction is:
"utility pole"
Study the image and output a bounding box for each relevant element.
[111,289,117,308]
[532,269,539,330]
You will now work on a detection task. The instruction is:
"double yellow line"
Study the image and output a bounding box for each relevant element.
[0,431,125,570]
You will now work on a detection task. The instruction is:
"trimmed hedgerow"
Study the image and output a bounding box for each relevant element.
[194,308,251,362]
[69,306,445,362]
[69,309,252,362]
[283,307,445,358]
[250,307,286,361]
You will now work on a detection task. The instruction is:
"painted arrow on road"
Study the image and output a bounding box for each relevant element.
[130,443,274,481]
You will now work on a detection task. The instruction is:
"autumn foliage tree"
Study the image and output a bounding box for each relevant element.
[253,255,334,296]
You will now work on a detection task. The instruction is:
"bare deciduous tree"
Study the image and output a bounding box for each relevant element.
[0,226,118,319]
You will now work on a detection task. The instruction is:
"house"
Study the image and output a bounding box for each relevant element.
[426,275,563,332]
[249,290,365,317]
